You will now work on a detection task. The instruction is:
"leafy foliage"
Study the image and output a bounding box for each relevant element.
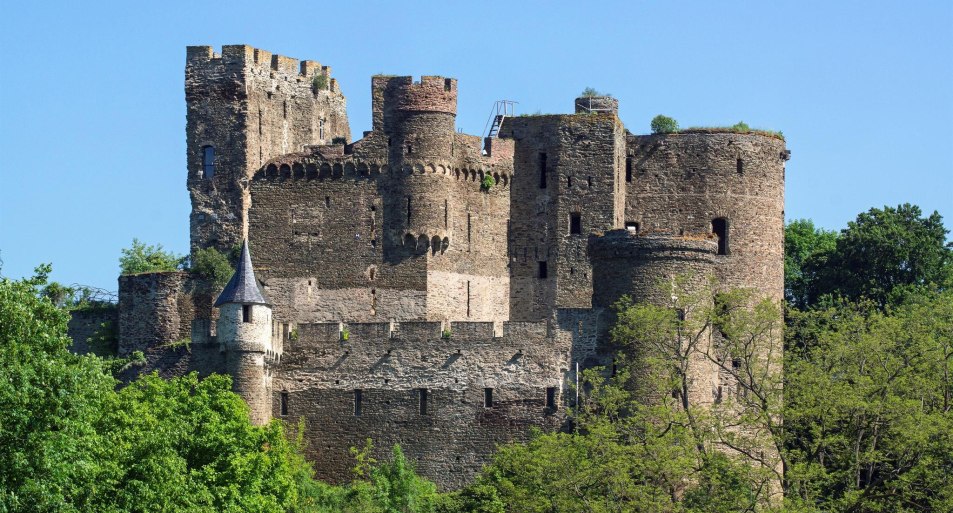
[188,246,234,288]
[802,204,952,308]
[312,74,329,92]
[650,114,679,134]
[477,277,784,512]
[0,265,117,511]
[119,238,184,275]
[784,219,838,309]
[0,267,337,512]
[731,121,751,132]
[580,87,610,98]
[784,291,953,512]
[480,173,496,192]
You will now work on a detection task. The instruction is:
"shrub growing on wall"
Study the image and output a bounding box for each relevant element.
[118,239,183,275]
[650,115,679,134]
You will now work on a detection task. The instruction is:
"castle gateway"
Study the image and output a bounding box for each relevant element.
[85,45,787,489]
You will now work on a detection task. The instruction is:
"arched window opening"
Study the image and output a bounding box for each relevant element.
[202,146,215,179]
[712,218,729,255]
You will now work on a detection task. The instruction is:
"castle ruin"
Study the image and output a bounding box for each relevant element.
[75,45,788,489]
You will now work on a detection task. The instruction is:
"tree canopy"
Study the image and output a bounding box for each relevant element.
[794,204,952,309]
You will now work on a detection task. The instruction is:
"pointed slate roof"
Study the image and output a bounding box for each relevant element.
[214,240,271,307]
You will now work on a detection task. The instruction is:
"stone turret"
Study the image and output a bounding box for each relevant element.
[215,240,275,425]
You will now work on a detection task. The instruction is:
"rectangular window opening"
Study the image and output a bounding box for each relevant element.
[202,146,215,180]
[407,197,412,223]
[625,221,640,233]
[466,280,471,317]
[538,261,548,279]
[538,152,547,189]
[545,387,556,409]
[737,158,744,174]
[242,305,252,323]
[484,388,493,408]
[569,213,582,234]
[712,218,729,255]
[280,391,289,416]
[354,389,363,416]
[419,388,429,415]
[625,157,632,182]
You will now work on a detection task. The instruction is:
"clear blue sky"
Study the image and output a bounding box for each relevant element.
[1,0,951,292]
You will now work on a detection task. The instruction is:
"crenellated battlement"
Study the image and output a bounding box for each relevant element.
[186,44,333,79]
[288,320,550,349]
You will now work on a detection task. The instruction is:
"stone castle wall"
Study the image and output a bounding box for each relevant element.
[66,305,118,355]
[273,320,568,489]
[186,45,350,254]
[625,132,787,303]
[500,111,626,321]
[87,44,788,493]
[118,272,194,356]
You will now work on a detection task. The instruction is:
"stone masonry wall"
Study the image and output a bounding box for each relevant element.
[625,132,787,304]
[67,305,118,355]
[118,272,194,356]
[273,320,569,489]
[590,232,720,406]
[499,111,626,321]
[186,45,350,254]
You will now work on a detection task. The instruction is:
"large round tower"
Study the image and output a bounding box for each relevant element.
[372,76,458,250]
[215,241,274,425]
[624,131,788,304]
[589,231,720,405]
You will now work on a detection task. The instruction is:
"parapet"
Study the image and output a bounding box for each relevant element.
[372,75,458,130]
[186,44,332,79]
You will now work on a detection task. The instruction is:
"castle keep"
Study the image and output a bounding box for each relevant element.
[83,45,788,488]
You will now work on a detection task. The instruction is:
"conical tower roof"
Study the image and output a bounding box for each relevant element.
[214,240,271,307]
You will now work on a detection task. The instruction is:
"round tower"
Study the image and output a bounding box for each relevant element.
[215,240,274,425]
[373,76,458,250]
[589,231,719,405]
[590,231,717,310]
[624,131,788,305]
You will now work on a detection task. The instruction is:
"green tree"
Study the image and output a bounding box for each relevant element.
[0,265,332,513]
[0,265,116,511]
[119,238,184,275]
[784,219,838,309]
[784,290,953,512]
[478,277,784,512]
[187,246,234,288]
[805,204,952,308]
[650,115,679,134]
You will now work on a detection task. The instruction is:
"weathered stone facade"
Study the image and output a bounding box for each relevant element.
[72,45,788,489]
